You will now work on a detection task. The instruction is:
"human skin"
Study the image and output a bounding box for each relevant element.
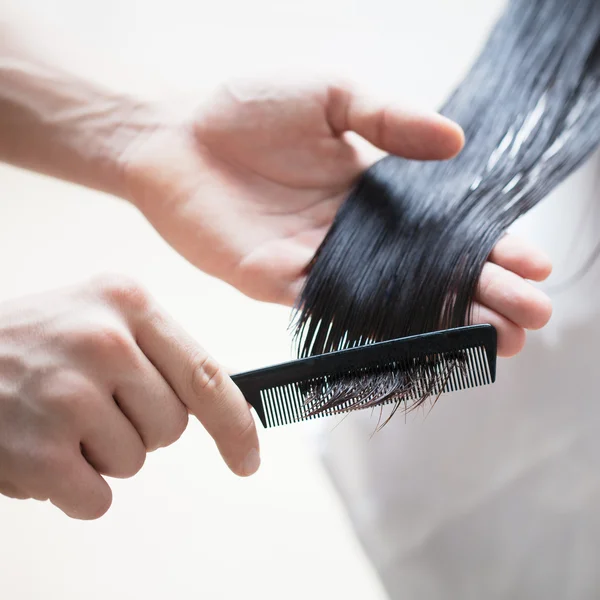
[0,22,552,519]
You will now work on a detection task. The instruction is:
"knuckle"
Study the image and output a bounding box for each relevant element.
[508,284,552,330]
[114,448,146,479]
[326,79,356,132]
[153,408,189,450]
[70,323,136,364]
[31,443,70,478]
[189,351,226,396]
[90,443,146,480]
[329,77,357,99]
[44,391,85,419]
[93,325,134,357]
[31,490,50,502]
[41,372,93,415]
[93,273,150,313]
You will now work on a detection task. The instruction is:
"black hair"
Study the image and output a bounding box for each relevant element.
[293,0,600,417]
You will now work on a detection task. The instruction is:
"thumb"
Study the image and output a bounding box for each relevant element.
[326,81,465,160]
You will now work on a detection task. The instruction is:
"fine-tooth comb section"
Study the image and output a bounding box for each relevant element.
[259,346,489,427]
[232,325,497,429]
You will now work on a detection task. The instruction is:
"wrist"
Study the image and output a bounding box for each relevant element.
[85,93,165,199]
[119,96,201,211]
[0,31,166,199]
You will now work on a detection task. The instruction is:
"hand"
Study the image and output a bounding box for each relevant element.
[121,77,552,357]
[0,276,259,520]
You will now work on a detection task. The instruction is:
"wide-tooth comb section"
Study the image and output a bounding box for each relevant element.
[232,325,497,429]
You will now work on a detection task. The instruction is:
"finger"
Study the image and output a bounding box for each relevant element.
[0,480,28,499]
[133,306,260,477]
[289,278,525,357]
[84,276,189,450]
[113,347,189,452]
[476,262,553,330]
[489,235,552,281]
[470,302,526,358]
[78,390,147,479]
[326,81,465,160]
[47,453,113,520]
[287,275,527,356]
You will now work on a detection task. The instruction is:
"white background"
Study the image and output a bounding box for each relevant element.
[0,0,506,598]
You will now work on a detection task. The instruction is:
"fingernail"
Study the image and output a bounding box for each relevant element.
[241,448,261,476]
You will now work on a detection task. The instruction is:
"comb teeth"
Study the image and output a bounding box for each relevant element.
[232,325,497,429]
[259,345,492,428]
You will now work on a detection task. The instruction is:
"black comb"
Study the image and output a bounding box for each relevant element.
[232,325,497,428]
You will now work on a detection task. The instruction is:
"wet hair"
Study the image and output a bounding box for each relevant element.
[293,0,600,418]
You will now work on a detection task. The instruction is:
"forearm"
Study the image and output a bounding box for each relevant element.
[0,23,157,198]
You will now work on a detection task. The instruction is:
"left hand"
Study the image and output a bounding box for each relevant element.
[120,77,552,357]
[122,77,464,305]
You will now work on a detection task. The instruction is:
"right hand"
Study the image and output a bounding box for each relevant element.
[0,275,260,520]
